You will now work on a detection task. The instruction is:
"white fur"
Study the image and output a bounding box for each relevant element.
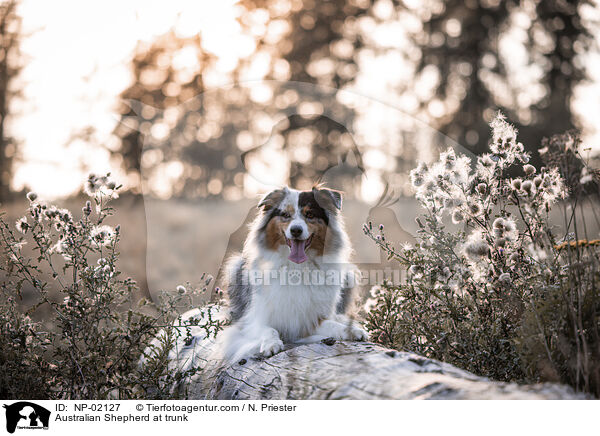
[282,189,310,239]
[223,188,367,363]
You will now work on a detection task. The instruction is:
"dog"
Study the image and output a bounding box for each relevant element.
[222,185,368,362]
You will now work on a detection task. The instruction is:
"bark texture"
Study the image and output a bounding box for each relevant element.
[161,307,587,400]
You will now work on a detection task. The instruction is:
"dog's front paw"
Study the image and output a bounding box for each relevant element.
[259,337,284,357]
[318,319,369,342]
[337,323,369,341]
[349,325,369,341]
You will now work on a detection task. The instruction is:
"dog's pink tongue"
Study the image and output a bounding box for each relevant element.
[288,239,307,264]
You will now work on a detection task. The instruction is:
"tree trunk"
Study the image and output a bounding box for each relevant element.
[161,308,587,400]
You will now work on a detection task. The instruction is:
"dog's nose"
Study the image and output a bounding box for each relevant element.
[290,226,303,238]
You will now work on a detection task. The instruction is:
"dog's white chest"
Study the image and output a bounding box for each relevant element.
[258,282,339,341]
[252,253,341,341]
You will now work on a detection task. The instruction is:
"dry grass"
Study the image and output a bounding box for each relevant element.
[1,193,422,309]
[3,186,599,319]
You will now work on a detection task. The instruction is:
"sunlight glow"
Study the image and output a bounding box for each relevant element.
[6,0,600,200]
[10,0,247,198]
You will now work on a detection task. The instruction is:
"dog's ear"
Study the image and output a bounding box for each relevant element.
[258,187,288,211]
[313,187,342,211]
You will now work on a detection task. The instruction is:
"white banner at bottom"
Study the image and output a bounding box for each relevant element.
[0,400,595,436]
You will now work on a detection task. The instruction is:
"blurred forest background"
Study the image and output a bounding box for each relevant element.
[1,0,600,297]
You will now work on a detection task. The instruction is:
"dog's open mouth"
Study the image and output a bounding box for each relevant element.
[285,234,313,264]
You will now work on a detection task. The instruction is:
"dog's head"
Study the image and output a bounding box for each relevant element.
[256,186,344,263]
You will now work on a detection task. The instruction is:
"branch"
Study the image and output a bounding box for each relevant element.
[154,308,588,400]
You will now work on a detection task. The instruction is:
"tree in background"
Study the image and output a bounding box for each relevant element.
[112,0,595,199]
[0,0,22,202]
[409,0,593,156]
[112,0,375,198]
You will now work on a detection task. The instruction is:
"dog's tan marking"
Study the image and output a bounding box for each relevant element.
[306,220,328,255]
[299,316,325,338]
[265,216,287,250]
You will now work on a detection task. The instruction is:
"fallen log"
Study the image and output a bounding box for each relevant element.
[153,307,587,400]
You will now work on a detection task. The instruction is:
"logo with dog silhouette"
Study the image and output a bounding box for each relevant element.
[3,402,50,433]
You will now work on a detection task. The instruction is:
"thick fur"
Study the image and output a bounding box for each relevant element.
[223,186,367,363]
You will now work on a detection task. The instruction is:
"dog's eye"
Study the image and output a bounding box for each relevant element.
[305,211,314,219]
[281,212,291,219]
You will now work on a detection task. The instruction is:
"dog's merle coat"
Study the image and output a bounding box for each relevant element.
[222,186,367,362]
[227,257,356,322]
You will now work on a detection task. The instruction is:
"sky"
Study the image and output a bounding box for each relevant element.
[10,0,245,198]
[7,0,600,199]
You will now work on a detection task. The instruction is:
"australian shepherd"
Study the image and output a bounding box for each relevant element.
[223,185,368,362]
